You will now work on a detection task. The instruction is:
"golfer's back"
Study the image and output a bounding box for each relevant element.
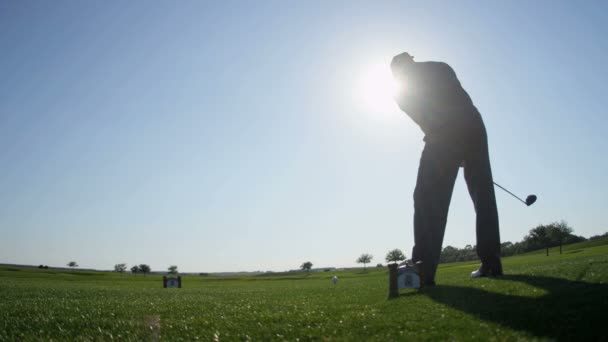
[402,61,482,137]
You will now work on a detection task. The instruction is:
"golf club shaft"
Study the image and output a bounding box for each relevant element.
[493,182,526,205]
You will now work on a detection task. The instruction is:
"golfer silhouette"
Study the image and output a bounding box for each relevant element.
[391,52,502,286]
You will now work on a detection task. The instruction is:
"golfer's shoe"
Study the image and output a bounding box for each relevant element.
[470,269,486,278]
[471,262,503,278]
[414,261,436,287]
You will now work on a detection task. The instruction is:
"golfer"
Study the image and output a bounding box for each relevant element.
[390,52,502,286]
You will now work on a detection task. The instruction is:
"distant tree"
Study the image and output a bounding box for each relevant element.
[500,241,516,257]
[564,235,586,245]
[114,263,127,275]
[130,265,140,275]
[439,245,459,263]
[38,265,44,269]
[139,264,151,277]
[526,225,552,256]
[300,261,313,272]
[385,249,406,264]
[376,263,383,268]
[549,221,573,254]
[67,261,78,269]
[168,265,178,274]
[356,253,373,271]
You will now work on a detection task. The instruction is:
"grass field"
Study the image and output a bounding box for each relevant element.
[1,240,607,341]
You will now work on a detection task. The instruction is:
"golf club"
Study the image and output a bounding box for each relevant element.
[493,182,537,206]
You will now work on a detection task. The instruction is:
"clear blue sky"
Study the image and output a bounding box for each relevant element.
[1,1,607,272]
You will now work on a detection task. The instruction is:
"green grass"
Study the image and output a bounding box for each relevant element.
[1,244,607,341]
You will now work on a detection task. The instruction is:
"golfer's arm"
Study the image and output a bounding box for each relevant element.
[394,93,437,130]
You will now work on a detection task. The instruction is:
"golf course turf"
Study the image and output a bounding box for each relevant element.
[1,239,607,341]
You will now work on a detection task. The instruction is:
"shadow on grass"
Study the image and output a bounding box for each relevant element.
[564,249,584,254]
[424,275,606,341]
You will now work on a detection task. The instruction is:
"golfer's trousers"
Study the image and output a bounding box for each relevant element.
[411,118,500,281]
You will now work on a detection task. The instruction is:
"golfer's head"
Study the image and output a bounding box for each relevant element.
[391,52,414,78]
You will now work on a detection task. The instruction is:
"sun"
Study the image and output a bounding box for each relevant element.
[356,63,403,115]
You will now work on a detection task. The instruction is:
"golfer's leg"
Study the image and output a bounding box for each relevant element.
[464,132,502,272]
[412,142,460,283]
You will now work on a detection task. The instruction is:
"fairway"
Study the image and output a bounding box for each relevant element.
[1,241,607,341]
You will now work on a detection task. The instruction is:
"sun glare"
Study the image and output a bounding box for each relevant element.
[356,63,402,115]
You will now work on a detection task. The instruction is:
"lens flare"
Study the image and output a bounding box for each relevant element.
[356,63,403,114]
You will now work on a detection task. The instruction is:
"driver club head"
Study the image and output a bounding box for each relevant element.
[525,195,537,206]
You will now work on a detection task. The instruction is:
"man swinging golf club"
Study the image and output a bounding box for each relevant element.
[391,52,502,286]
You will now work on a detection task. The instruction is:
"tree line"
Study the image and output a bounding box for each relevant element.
[439,220,606,264]
[63,220,606,275]
[110,263,152,276]
[122,264,178,276]
[61,263,179,276]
